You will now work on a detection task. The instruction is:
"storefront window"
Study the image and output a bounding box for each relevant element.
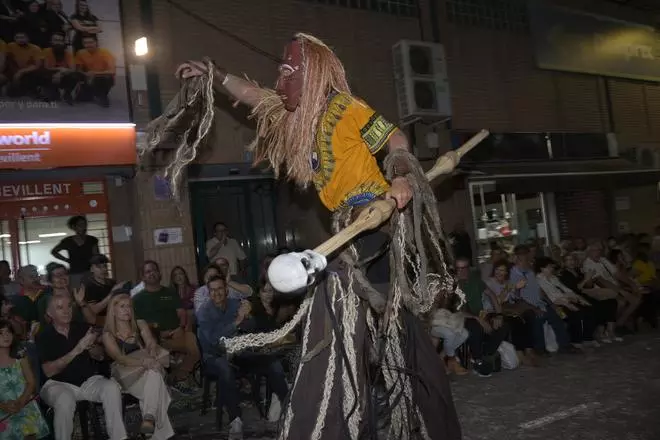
[0,221,12,270]
[17,213,111,276]
[470,182,549,263]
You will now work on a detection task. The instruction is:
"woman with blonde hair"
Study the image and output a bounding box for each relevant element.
[102,293,174,439]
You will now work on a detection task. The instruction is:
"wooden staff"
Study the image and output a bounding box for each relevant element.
[314,129,490,257]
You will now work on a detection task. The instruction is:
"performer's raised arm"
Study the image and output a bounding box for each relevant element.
[175,60,265,108]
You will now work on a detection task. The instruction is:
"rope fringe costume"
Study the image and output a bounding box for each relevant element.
[142,33,462,440]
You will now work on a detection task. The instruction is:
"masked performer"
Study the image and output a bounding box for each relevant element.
[163,33,462,440]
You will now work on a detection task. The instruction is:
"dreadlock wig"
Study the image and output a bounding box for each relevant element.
[247,33,351,186]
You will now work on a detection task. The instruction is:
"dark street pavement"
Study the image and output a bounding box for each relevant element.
[169,332,660,439]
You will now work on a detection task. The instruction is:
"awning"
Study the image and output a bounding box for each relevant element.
[459,158,660,193]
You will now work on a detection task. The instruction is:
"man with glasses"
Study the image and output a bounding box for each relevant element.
[455,257,509,377]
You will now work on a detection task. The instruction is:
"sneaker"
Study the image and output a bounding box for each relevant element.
[228,416,243,440]
[472,360,492,377]
[583,340,601,348]
[171,381,196,397]
[612,335,624,342]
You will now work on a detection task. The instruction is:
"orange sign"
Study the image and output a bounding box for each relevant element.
[0,179,108,219]
[0,124,136,169]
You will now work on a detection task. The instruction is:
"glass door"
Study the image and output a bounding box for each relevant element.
[190,178,279,285]
[16,213,112,276]
[469,182,550,263]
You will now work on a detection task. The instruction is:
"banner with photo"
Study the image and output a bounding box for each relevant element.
[0,0,130,123]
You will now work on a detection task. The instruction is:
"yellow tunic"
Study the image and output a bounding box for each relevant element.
[312,93,397,211]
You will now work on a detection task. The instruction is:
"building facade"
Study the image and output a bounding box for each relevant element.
[33,0,653,281]
[0,0,137,279]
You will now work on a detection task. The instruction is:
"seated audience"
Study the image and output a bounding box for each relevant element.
[103,293,174,439]
[536,257,597,350]
[75,35,115,107]
[583,243,640,326]
[251,280,297,333]
[41,31,82,103]
[455,258,509,377]
[36,263,96,327]
[480,246,506,281]
[133,261,199,394]
[83,254,118,326]
[0,319,49,439]
[197,276,289,438]
[170,266,195,330]
[0,260,20,297]
[484,260,539,366]
[193,262,252,314]
[510,245,574,354]
[36,294,127,440]
[5,30,41,97]
[560,253,620,343]
[11,265,44,340]
[429,305,469,375]
[213,257,252,298]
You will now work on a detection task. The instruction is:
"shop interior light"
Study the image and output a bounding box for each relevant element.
[135,37,149,57]
[38,232,67,238]
[18,240,40,245]
[0,234,9,238]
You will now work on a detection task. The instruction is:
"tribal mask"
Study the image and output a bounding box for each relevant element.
[276,39,304,112]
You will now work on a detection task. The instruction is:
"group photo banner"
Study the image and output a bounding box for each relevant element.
[0,0,130,122]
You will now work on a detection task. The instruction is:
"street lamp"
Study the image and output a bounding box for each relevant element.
[135,37,149,57]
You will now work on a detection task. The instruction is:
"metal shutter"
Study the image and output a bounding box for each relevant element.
[555,190,611,240]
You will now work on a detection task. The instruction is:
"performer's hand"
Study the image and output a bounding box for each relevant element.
[387,177,413,209]
[176,60,209,80]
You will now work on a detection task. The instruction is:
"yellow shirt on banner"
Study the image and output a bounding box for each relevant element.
[312,93,397,211]
[6,42,42,69]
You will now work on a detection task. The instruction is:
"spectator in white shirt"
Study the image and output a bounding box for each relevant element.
[193,262,252,315]
[205,222,247,277]
[536,257,597,349]
[583,243,640,332]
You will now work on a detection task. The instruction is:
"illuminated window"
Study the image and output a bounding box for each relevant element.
[302,0,418,17]
[446,0,529,32]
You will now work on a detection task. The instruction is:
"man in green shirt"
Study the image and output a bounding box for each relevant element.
[455,257,509,377]
[133,261,199,394]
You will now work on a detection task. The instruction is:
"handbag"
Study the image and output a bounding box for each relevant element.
[111,347,170,389]
[431,309,464,331]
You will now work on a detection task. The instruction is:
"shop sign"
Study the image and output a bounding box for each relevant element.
[529,1,660,82]
[0,183,73,201]
[0,124,136,170]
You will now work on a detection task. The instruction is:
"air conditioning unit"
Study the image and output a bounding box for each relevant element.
[392,40,452,122]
